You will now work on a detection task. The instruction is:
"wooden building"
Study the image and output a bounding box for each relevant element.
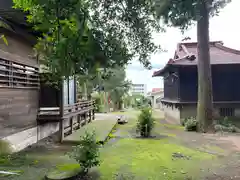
[153,41,240,124]
[0,1,95,151]
[0,1,39,138]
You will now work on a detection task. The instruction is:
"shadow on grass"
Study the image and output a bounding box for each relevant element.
[134,134,169,140]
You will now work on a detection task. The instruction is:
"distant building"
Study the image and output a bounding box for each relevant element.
[151,88,162,93]
[130,83,147,96]
[147,88,164,109]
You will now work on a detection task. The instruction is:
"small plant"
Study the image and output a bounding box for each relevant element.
[68,131,100,175]
[214,117,240,133]
[180,118,188,126]
[184,117,198,131]
[136,107,155,137]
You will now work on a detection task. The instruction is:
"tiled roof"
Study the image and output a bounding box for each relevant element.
[153,41,240,77]
[152,88,162,92]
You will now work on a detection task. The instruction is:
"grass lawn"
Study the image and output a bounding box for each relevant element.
[0,146,76,180]
[96,110,216,180]
[1,110,224,180]
[98,138,214,180]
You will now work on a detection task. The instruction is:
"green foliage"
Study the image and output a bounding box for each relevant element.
[132,94,149,109]
[68,131,100,175]
[154,0,230,30]
[13,0,162,79]
[92,95,101,112]
[46,164,81,180]
[0,140,11,156]
[136,108,155,137]
[180,118,188,126]
[184,117,198,132]
[214,117,240,133]
[0,18,13,45]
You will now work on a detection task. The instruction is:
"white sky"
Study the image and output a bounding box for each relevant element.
[126,0,240,92]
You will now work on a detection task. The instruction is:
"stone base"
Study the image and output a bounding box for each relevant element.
[162,103,240,124]
[2,122,59,152]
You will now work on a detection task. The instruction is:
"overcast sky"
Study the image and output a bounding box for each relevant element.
[126,0,240,92]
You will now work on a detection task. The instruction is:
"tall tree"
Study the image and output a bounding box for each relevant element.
[155,0,230,132]
[105,69,131,110]
[13,0,162,80]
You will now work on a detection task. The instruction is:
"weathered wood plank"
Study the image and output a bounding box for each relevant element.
[0,88,38,138]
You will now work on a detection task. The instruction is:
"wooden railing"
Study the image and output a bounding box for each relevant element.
[37,100,95,121]
[0,58,39,89]
[37,100,95,141]
[63,100,95,117]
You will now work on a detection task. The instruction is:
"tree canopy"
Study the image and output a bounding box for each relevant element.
[154,0,230,30]
[13,0,162,79]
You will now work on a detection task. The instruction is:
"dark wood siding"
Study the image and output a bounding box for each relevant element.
[179,65,240,102]
[163,69,180,100]
[0,28,39,138]
[0,88,38,137]
[212,65,240,102]
[179,66,198,102]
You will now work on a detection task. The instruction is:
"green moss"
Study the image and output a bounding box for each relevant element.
[46,164,81,180]
[98,138,214,179]
[0,140,12,155]
[64,119,118,143]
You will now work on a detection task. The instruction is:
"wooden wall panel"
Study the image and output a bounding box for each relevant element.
[0,88,38,138]
[0,28,39,138]
[163,71,180,100]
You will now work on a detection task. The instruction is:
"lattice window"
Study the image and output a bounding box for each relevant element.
[0,58,39,89]
[219,108,235,117]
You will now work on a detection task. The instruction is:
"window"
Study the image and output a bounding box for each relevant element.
[0,58,39,88]
[219,108,234,117]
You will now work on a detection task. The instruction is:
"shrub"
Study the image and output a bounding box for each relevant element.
[68,131,100,175]
[184,117,198,131]
[214,117,240,133]
[136,107,155,137]
[180,118,188,126]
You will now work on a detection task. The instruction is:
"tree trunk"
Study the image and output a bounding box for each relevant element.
[196,1,214,132]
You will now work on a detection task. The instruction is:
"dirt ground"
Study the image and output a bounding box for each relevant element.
[156,110,240,180]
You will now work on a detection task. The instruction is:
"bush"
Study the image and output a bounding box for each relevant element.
[136,107,155,137]
[180,118,188,126]
[68,131,100,175]
[214,117,240,133]
[184,117,198,131]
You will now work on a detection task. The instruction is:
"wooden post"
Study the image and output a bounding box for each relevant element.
[84,113,87,124]
[92,101,95,120]
[70,117,73,134]
[92,109,95,120]
[77,114,81,129]
[59,118,64,142]
[59,77,64,142]
[89,110,92,122]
